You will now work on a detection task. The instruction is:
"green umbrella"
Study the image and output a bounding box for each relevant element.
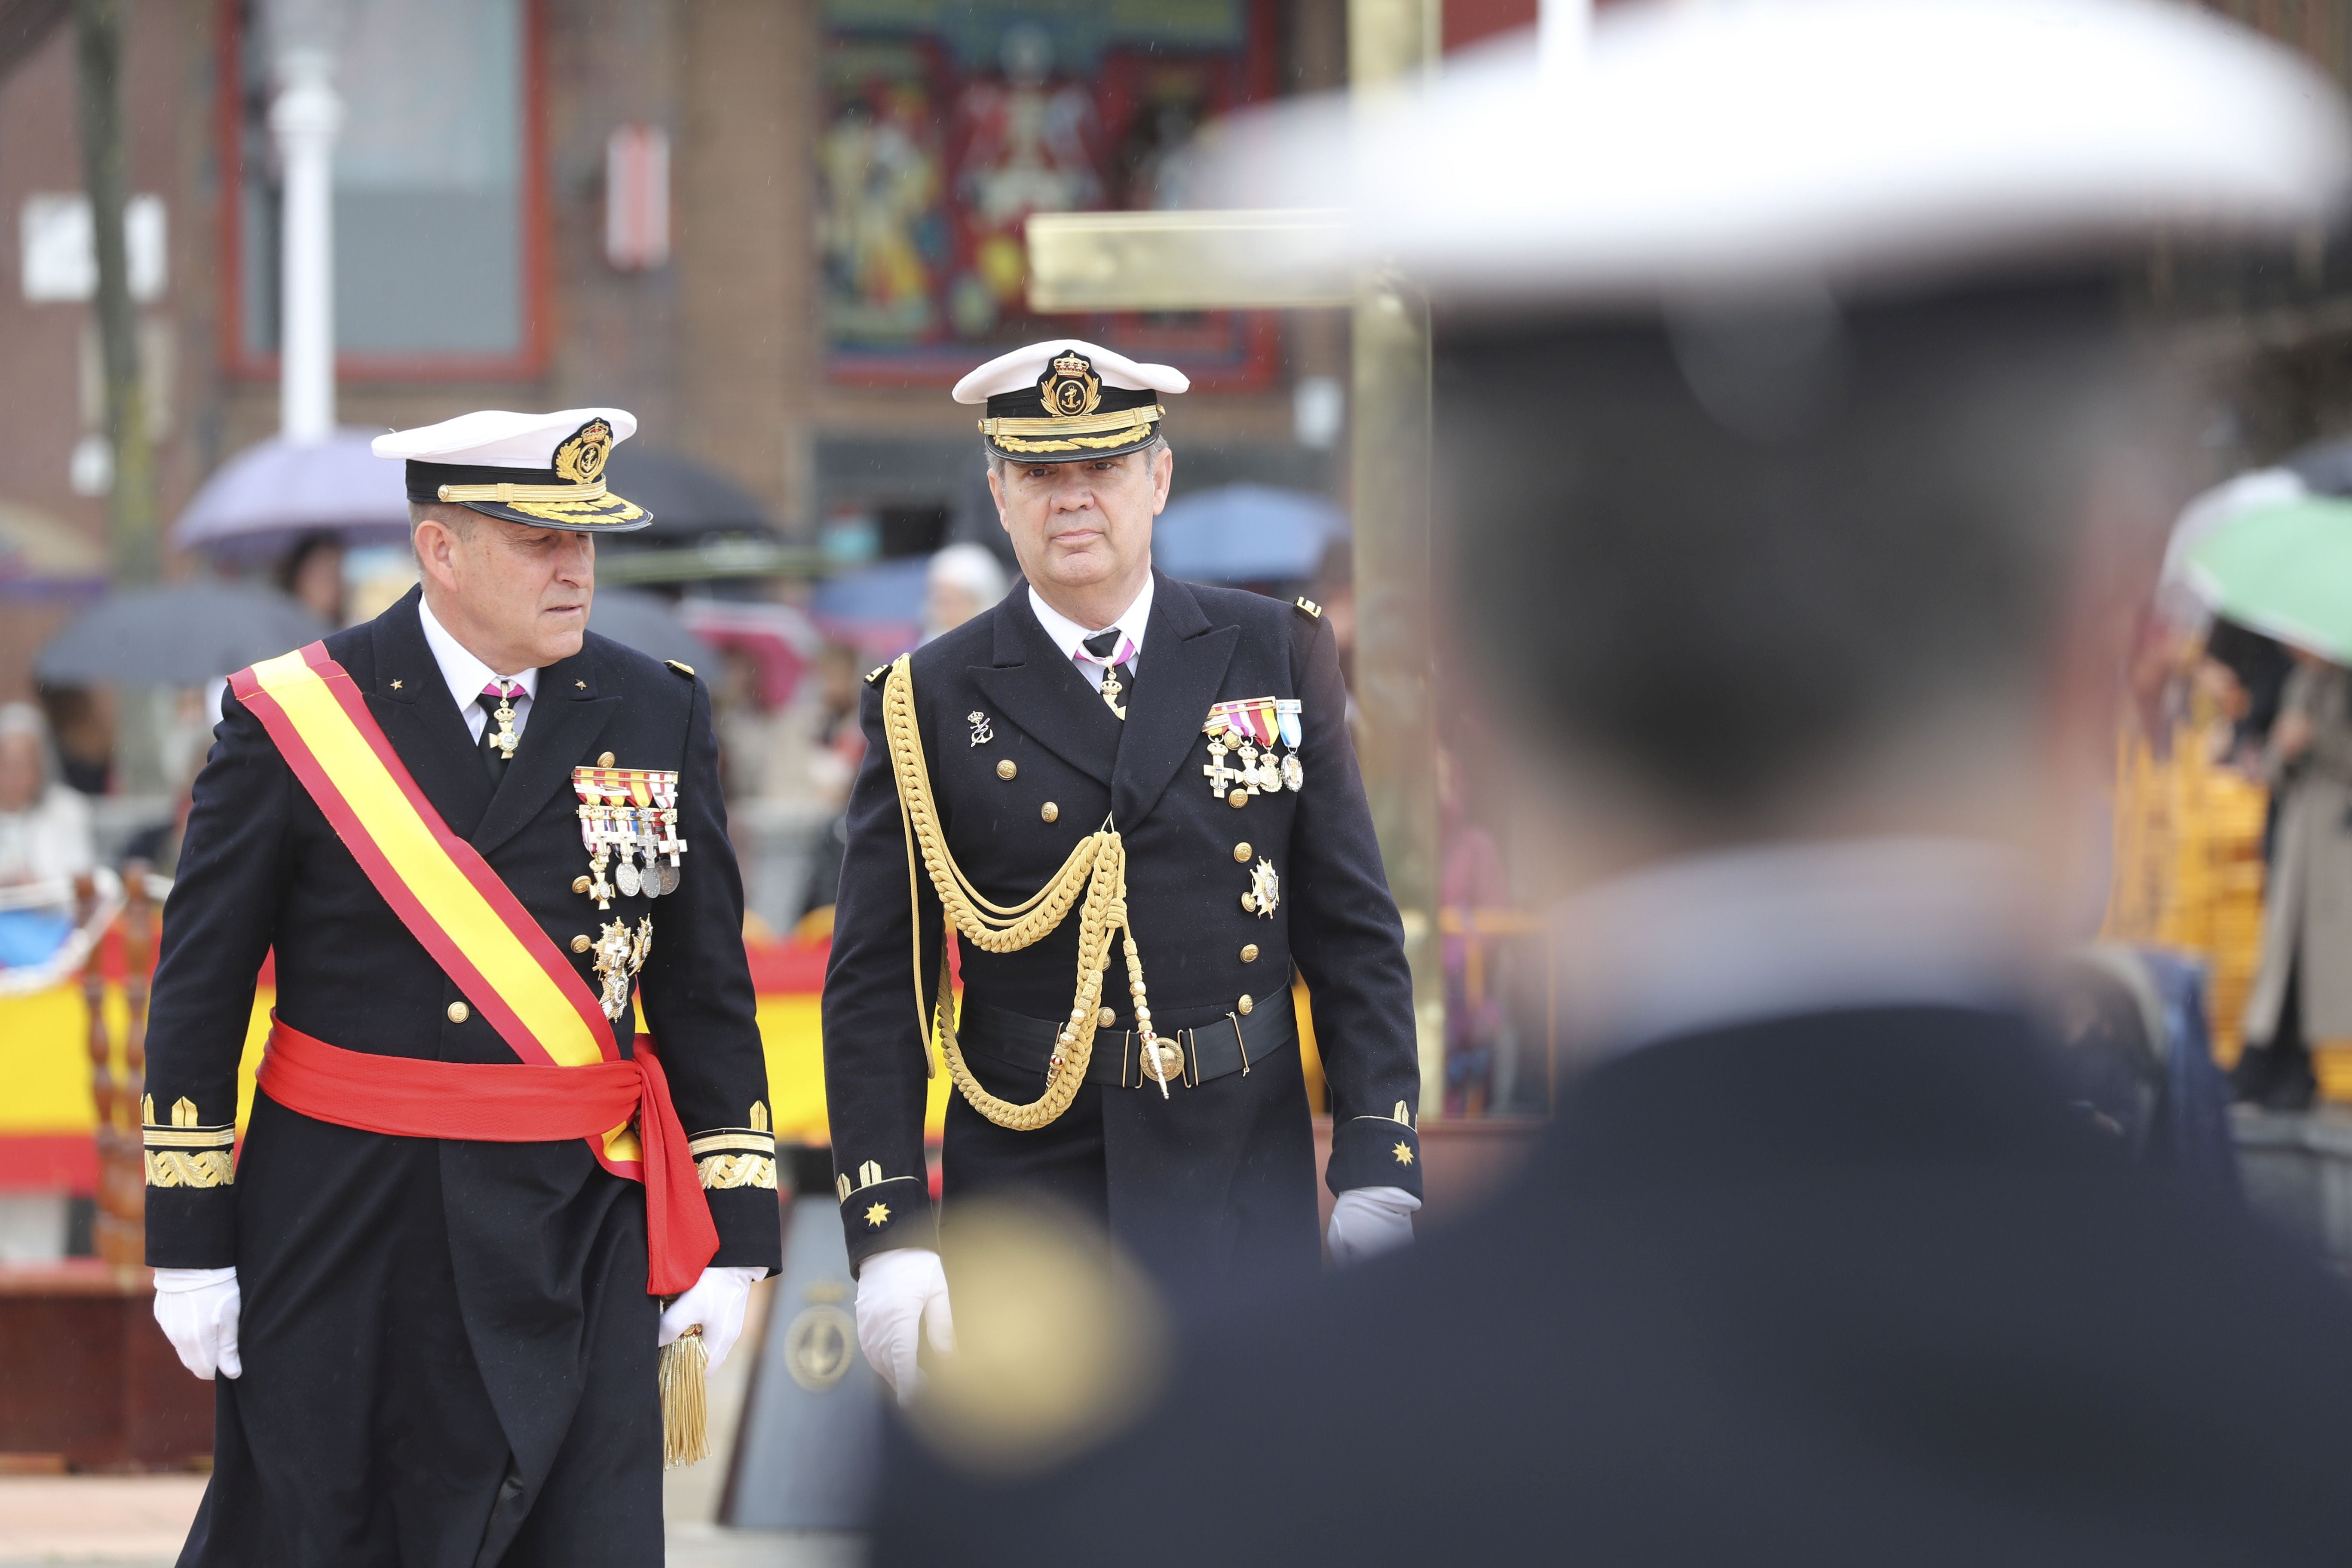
[2180,496,2352,663]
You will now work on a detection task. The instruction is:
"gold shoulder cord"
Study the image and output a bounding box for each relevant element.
[881,655,1165,1130]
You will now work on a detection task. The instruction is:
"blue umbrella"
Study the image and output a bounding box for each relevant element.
[811,557,929,661]
[1152,484,1348,584]
[171,429,412,559]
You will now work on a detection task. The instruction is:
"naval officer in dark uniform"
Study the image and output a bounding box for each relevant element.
[875,3,2352,1564]
[144,408,781,1566]
[823,340,1423,1396]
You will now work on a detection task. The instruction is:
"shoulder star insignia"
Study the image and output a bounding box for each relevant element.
[863,1201,891,1228]
[389,680,402,690]
[1391,1142,1415,1166]
[575,679,587,689]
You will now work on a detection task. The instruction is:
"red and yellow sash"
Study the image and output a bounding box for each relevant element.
[230,642,716,1293]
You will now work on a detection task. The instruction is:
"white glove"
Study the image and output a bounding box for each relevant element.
[658,1265,765,1376]
[153,1266,242,1380]
[855,1246,954,1406]
[1327,1186,1421,1267]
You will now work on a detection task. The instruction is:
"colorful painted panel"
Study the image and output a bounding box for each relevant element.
[821,0,1277,387]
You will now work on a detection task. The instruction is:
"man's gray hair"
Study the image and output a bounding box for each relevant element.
[408,499,478,536]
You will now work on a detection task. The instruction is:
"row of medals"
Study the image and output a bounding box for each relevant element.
[1203,717,1304,801]
[574,771,687,909]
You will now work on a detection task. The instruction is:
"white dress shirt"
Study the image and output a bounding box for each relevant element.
[1028,576,1154,692]
[418,595,540,744]
[1553,836,2039,1058]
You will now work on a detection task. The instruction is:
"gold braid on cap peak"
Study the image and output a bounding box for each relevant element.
[980,407,1164,453]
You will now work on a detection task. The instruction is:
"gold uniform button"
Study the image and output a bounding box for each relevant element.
[572,875,592,894]
[1241,892,1256,913]
[447,1002,470,1024]
[996,759,1017,780]
[1228,790,1248,808]
[1240,943,1259,963]
[1233,842,1251,863]
[1238,994,1255,1015]
[597,751,616,767]
[571,934,592,953]
[1097,1006,1116,1027]
[1041,802,1059,823]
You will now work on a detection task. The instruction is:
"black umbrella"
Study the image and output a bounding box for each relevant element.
[600,447,775,540]
[36,582,330,685]
[587,588,715,671]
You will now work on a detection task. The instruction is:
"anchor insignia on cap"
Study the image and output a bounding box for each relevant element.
[1038,351,1102,420]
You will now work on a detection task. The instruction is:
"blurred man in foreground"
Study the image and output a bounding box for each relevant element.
[876,2,2352,1562]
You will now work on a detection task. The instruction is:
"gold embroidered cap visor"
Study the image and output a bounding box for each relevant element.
[403,418,653,532]
[978,397,1167,463]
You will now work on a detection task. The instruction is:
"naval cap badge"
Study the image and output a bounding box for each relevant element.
[1038,350,1102,420]
[552,417,613,485]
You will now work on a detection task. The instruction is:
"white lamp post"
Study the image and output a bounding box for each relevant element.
[271,47,341,444]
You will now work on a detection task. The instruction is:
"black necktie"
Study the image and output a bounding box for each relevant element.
[1082,628,1136,717]
[476,686,519,784]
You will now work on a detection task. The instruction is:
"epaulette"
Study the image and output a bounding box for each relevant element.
[864,664,890,687]
[1294,597,1323,620]
[665,659,696,677]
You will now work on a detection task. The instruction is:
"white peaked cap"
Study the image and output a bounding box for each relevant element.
[371,407,640,469]
[1200,0,2352,303]
[952,340,1190,405]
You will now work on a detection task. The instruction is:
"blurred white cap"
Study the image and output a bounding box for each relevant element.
[1205,0,2352,303]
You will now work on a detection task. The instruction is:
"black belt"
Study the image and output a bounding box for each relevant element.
[956,987,1297,1090]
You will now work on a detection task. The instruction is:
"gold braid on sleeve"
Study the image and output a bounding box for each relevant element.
[881,655,1166,1131]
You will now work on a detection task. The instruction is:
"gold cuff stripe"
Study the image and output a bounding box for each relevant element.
[697,1152,778,1190]
[142,1127,236,1150]
[689,1129,778,1157]
[979,405,1164,439]
[438,479,609,504]
[145,1150,234,1188]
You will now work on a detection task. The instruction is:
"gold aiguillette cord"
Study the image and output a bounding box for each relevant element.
[882,655,1176,1130]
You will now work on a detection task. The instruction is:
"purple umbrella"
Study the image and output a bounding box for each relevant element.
[171,429,413,558]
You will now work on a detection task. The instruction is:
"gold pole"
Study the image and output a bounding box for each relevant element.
[1348,0,1445,1118]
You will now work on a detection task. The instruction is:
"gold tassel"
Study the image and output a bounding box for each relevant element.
[660,1328,710,1468]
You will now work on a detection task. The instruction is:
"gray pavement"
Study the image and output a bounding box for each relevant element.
[0,1477,862,1567]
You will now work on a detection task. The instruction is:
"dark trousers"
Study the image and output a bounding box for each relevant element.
[2236,963,2318,1111]
[940,1039,1321,1314]
[178,1099,662,1568]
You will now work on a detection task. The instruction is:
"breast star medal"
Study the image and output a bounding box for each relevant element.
[1240,856,1280,919]
[591,915,653,1020]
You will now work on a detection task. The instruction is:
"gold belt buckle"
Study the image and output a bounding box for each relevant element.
[1140,1031,1185,1091]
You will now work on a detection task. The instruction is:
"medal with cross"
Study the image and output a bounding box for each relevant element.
[484,682,522,760]
[1202,734,1246,797]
